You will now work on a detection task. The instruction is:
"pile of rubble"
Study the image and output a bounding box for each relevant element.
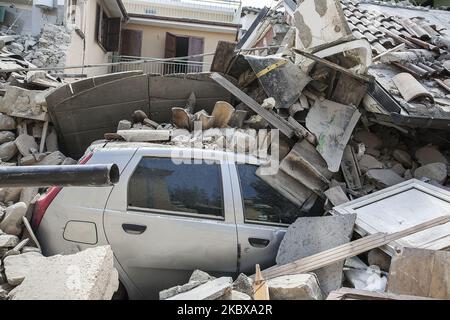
[1,23,72,69]
[145,0,450,300]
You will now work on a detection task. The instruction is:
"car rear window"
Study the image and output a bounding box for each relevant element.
[128,157,224,218]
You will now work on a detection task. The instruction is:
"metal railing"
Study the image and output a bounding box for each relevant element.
[110,55,212,75]
[123,0,242,24]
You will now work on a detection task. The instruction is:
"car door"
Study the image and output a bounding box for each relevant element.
[103,148,238,299]
[229,163,307,274]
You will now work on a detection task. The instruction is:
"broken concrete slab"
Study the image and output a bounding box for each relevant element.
[232,273,254,298]
[276,214,356,296]
[167,277,232,300]
[0,86,48,121]
[353,130,382,150]
[0,114,16,131]
[306,99,361,172]
[117,130,170,143]
[358,154,383,174]
[4,252,43,286]
[0,141,18,162]
[414,163,447,184]
[36,151,66,165]
[415,146,448,166]
[324,186,350,207]
[7,246,118,300]
[15,134,39,156]
[366,169,405,188]
[0,131,16,144]
[393,149,412,168]
[189,270,216,283]
[0,202,27,236]
[0,234,19,248]
[266,274,323,300]
[159,281,204,300]
[219,290,252,300]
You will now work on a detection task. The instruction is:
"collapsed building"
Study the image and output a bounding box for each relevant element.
[0,0,450,300]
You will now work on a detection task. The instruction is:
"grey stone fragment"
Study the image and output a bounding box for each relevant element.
[0,202,27,236]
[218,290,252,300]
[366,169,405,188]
[45,128,59,152]
[232,273,254,297]
[415,146,448,165]
[4,252,43,286]
[267,274,323,300]
[117,120,132,131]
[0,141,18,161]
[414,163,447,184]
[0,131,15,144]
[15,134,38,156]
[189,269,215,283]
[61,157,77,165]
[358,154,383,174]
[0,234,19,248]
[36,151,66,165]
[167,277,232,300]
[0,114,16,130]
[7,246,118,300]
[276,215,356,296]
[393,149,412,168]
[0,187,22,203]
[159,281,203,300]
[391,163,406,176]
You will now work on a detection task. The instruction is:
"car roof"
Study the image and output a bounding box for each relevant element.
[89,140,269,166]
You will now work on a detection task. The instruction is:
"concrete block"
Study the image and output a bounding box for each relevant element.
[414,163,447,184]
[4,252,43,286]
[219,290,252,300]
[7,246,119,300]
[0,131,16,144]
[0,141,18,162]
[15,134,39,156]
[159,281,203,300]
[276,215,356,296]
[267,274,323,300]
[0,187,23,203]
[117,130,171,142]
[0,202,27,236]
[167,277,232,300]
[366,169,405,188]
[36,151,66,165]
[232,273,254,297]
[0,234,19,248]
[0,114,16,130]
[189,270,216,283]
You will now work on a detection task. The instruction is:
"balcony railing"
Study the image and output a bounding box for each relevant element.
[110,55,212,75]
[123,0,242,24]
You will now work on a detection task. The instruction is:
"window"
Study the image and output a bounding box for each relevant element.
[237,164,303,225]
[95,4,121,52]
[128,158,224,218]
[67,0,85,32]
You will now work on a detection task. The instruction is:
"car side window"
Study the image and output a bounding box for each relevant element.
[237,164,302,225]
[128,157,224,218]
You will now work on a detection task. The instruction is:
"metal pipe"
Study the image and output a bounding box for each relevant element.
[0,164,120,188]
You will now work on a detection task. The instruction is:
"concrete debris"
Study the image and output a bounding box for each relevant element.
[6,246,119,300]
[266,274,323,300]
[414,162,448,184]
[232,273,254,298]
[166,277,232,300]
[159,270,216,300]
[0,202,27,236]
[218,290,252,300]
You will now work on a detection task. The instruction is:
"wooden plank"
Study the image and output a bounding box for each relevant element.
[253,265,270,300]
[261,216,450,280]
[292,48,373,83]
[39,120,49,153]
[211,73,295,138]
[327,288,437,300]
[388,247,450,299]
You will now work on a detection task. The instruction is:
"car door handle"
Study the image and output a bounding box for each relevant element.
[122,224,147,235]
[248,237,270,248]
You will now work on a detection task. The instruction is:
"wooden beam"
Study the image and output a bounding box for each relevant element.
[292,48,373,83]
[253,264,270,300]
[211,73,295,138]
[261,215,450,280]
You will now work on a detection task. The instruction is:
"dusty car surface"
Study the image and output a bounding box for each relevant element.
[34,142,307,299]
